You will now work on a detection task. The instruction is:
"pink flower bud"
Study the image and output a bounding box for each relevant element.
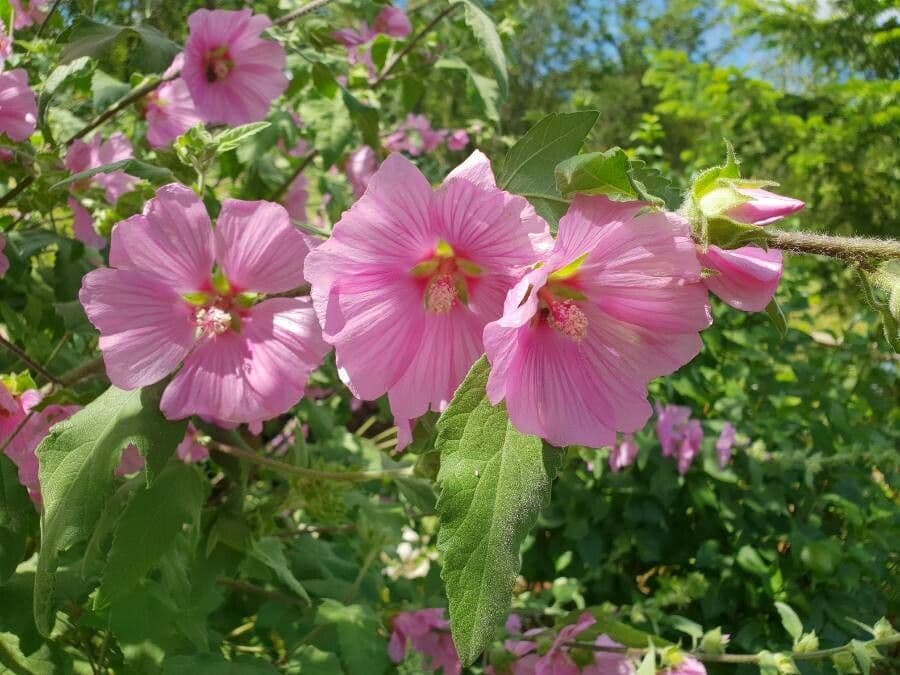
[724,187,805,226]
[374,6,412,38]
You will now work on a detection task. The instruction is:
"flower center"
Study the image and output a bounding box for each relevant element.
[194,306,233,338]
[205,46,234,82]
[410,240,483,315]
[537,287,588,342]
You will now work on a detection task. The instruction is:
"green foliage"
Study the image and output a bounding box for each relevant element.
[436,358,564,665]
[58,17,180,78]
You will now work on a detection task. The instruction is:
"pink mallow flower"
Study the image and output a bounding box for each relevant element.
[1,384,78,507]
[283,174,308,223]
[79,183,329,429]
[65,132,138,204]
[609,434,638,473]
[305,151,549,447]
[484,196,711,449]
[0,69,37,142]
[388,609,460,675]
[145,53,202,148]
[504,612,596,675]
[716,422,736,468]
[68,198,105,249]
[182,9,288,126]
[0,234,8,277]
[447,130,470,152]
[655,403,704,475]
[10,0,48,30]
[698,187,804,312]
[385,114,447,156]
[344,145,378,199]
[374,5,413,38]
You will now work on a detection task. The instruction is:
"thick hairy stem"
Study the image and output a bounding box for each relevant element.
[212,442,415,482]
[373,4,461,88]
[0,334,63,386]
[768,229,900,265]
[564,633,900,665]
[272,0,341,27]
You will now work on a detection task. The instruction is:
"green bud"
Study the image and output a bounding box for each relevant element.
[699,627,729,655]
[659,646,684,668]
[872,617,896,640]
[773,652,799,674]
[832,650,860,674]
[793,631,819,653]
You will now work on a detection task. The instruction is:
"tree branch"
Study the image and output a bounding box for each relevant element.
[373,4,461,88]
[768,229,900,265]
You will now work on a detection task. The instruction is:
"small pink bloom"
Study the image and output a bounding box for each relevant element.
[305,151,549,447]
[64,133,137,204]
[177,423,209,463]
[503,612,597,675]
[506,614,523,634]
[723,187,805,226]
[666,656,707,675]
[344,145,378,198]
[485,196,711,449]
[283,174,308,223]
[0,69,37,142]
[68,197,105,249]
[183,9,288,125]
[655,404,704,475]
[374,6,412,38]
[384,115,447,156]
[80,183,329,428]
[609,434,638,472]
[447,129,470,152]
[716,422,736,468]
[145,55,202,148]
[10,0,48,30]
[332,25,373,48]
[116,443,145,476]
[0,234,8,277]
[582,635,635,675]
[388,609,460,675]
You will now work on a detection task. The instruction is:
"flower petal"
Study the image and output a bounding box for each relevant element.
[700,245,783,312]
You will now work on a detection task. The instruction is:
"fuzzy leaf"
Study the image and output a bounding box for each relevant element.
[436,358,564,665]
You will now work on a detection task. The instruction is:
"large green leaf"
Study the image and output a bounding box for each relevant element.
[58,17,180,77]
[496,111,599,226]
[450,0,509,99]
[95,463,204,609]
[436,358,564,665]
[33,385,187,635]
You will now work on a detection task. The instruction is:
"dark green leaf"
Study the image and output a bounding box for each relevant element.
[436,357,564,665]
[555,148,634,199]
[315,599,389,675]
[58,17,180,76]
[0,456,37,584]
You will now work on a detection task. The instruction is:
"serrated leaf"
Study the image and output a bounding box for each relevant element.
[51,158,174,190]
[555,148,634,199]
[214,122,272,155]
[497,111,598,227]
[450,0,508,99]
[33,385,187,636]
[436,357,564,665]
[94,463,204,609]
[774,602,803,642]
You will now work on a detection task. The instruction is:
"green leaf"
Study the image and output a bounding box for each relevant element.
[774,602,803,642]
[214,122,272,155]
[555,148,634,199]
[0,455,37,584]
[315,599,389,675]
[58,17,180,77]
[50,158,174,191]
[0,632,54,675]
[691,140,741,200]
[312,62,339,98]
[246,537,310,603]
[33,385,187,636]
[497,111,599,227]
[95,463,204,609]
[288,646,343,675]
[163,654,280,674]
[450,0,509,99]
[37,57,92,135]
[705,216,771,250]
[765,299,788,338]
[735,545,769,576]
[342,89,381,149]
[91,70,130,111]
[436,357,564,665]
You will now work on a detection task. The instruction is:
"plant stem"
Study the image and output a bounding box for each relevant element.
[36,0,63,37]
[269,151,318,202]
[373,4,461,88]
[767,229,900,265]
[58,356,106,387]
[272,0,341,27]
[211,442,415,482]
[0,334,63,386]
[218,578,308,607]
[0,176,35,209]
[65,76,170,145]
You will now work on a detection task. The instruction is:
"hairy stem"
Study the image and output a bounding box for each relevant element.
[272,0,341,27]
[768,229,900,265]
[0,334,63,386]
[211,442,415,482]
[373,4,461,88]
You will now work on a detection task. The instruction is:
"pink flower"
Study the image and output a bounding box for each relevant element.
[698,187,803,313]
[384,115,447,156]
[665,656,707,675]
[504,612,596,675]
[655,404,704,475]
[64,133,138,204]
[388,609,460,675]
[79,183,329,428]
[182,9,288,126]
[609,434,638,472]
[716,422,736,468]
[0,234,8,277]
[68,197,105,249]
[344,145,378,199]
[10,0,48,30]
[116,443,145,476]
[374,6,412,38]
[484,196,710,449]
[0,69,37,142]
[305,151,548,447]
[1,385,78,507]
[283,174,308,223]
[447,129,470,152]
[582,635,635,675]
[145,54,202,148]
[0,20,12,67]
[177,423,209,463]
